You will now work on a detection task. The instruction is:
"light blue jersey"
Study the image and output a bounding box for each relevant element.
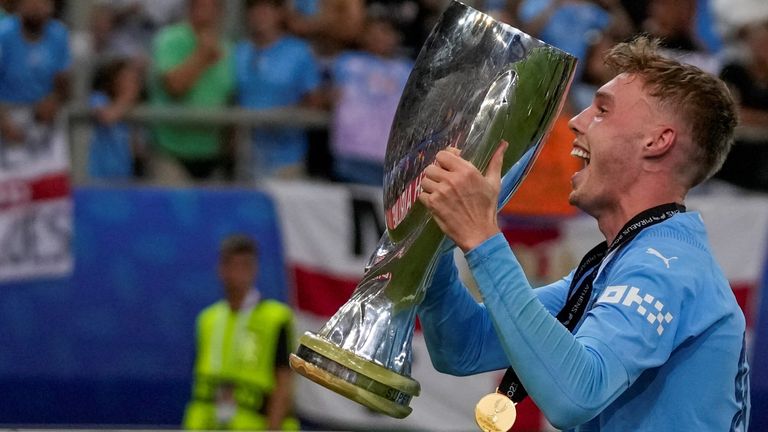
[88,92,133,180]
[0,16,70,103]
[419,212,749,431]
[234,36,319,174]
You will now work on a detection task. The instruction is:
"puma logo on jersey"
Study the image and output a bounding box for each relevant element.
[646,247,678,268]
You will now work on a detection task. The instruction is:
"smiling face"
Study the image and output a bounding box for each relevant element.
[567,73,659,217]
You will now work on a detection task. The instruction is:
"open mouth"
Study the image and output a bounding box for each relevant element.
[571,146,590,168]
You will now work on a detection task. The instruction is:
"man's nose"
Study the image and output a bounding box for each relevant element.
[568,107,589,135]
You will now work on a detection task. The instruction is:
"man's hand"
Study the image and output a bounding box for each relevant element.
[196,29,221,65]
[0,116,25,143]
[34,95,60,124]
[419,141,508,252]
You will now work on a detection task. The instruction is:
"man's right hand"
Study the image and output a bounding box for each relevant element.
[0,117,25,144]
[196,29,222,65]
[419,141,508,253]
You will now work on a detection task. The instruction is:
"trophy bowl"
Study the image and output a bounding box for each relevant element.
[289,0,576,418]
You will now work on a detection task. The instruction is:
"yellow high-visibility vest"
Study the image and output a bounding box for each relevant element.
[183,298,298,430]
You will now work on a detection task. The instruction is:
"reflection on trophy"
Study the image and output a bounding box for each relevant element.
[289,0,576,418]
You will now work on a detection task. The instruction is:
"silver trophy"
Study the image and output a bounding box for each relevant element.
[289,1,576,418]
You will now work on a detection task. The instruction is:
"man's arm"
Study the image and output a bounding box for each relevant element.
[93,68,140,124]
[160,29,221,98]
[418,243,573,375]
[418,251,510,375]
[265,324,293,429]
[288,0,365,47]
[34,69,70,124]
[267,367,292,429]
[35,23,71,124]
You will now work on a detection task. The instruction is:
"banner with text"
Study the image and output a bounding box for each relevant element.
[0,108,71,281]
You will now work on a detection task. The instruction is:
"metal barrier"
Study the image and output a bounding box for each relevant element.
[66,105,331,184]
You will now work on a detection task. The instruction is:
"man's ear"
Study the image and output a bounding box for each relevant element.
[643,127,676,158]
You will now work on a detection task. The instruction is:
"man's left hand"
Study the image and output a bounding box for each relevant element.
[419,141,508,252]
[34,96,59,124]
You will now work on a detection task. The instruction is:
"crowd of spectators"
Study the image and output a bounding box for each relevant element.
[0,0,766,190]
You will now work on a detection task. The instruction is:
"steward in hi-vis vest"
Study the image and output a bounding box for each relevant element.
[184,234,298,430]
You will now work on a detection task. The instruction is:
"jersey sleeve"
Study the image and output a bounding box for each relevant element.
[274,323,290,368]
[534,269,573,316]
[466,233,631,430]
[418,250,510,374]
[418,247,572,376]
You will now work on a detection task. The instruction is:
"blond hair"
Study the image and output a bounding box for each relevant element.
[604,36,737,186]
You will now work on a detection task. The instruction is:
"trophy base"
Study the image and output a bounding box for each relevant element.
[289,332,420,419]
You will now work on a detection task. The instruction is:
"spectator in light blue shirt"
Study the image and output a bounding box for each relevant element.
[330,15,412,186]
[0,0,69,110]
[0,0,70,145]
[519,0,632,79]
[235,0,321,179]
[88,59,143,181]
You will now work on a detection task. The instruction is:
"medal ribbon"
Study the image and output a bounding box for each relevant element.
[496,203,686,403]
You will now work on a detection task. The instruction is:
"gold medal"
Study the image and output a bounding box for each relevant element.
[475,392,516,432]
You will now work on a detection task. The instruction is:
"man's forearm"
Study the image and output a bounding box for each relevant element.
[162,51,211,98]
[418,251,510,375]
[266,368,293,429]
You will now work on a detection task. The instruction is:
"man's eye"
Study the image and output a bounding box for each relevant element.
[596,106,607,114]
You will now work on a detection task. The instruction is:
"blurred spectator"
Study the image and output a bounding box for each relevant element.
[618,0,646,28]
[287,0,365,57]
[235,0,321,179]
[286,0,366,180]
[643,0,722,73]
[90,3,147,64]
[0,0,69,145]
[408,0,449,56]
[715,19,768,191]
[88,59,144,181]
[642,0,702,52]
[484,0,524,28]
[330,15,412,185]
[569,31,617,111]
[365,0,431,58]
[0,0,10,20]
[94,0,185,61]
[695,0,722,53]
[712,0,768,47]
[148,0,234,183]
[518,0,633,78]
[183,234,298,430]
[616,0,721,53]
